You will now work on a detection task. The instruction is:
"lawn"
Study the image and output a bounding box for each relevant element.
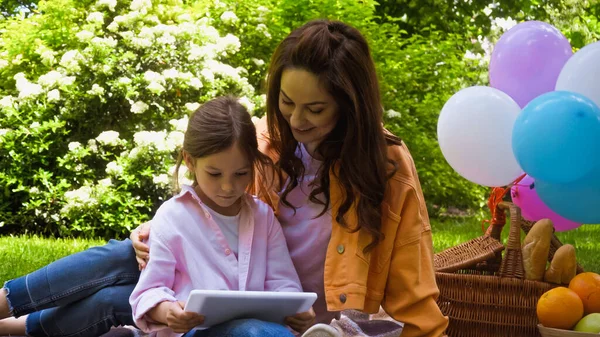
[1,218,599,283]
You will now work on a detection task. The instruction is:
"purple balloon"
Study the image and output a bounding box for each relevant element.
[490,21,573,108]
[511,175,581,231]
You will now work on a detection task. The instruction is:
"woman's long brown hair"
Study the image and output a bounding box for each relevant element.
[266,20,402,252]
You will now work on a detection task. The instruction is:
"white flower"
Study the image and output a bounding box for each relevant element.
[256,24,271,39]
[492,17,518,31]
[147,82,165,95]
[38,70,64,87]
[162,68,180,79]
[200,68,214,82]
[0,128,10,137]
[64,186,95,203]
[205,60,240,80]
[170,116,189,132]
[153,174,170,187]
[87,84,105,96]
[76,30,95,42]
[98,178,112,187]
[30,122,41,129]
[15,75,43,100]
[60,50,83,72]
[177,13,192,22]
[0,96,15,108]
[134,130,168,151]
[105,161,123,175]
[91,37,118,49]
[60,76,76,87]
[96,0,117,11]
[118,77,132,85]
[68,141,82,151]
[166,131,185,151]
[47,89,60,102]
[184,102,200,112]
[0,59,8,69]
[131,101,149,114]
[130,0,152,11]
[96,130,120,146]
[251,58,265,67]
[30,187,40,194]
[238,96,255,113]
[128,147,142,158]
[188,42,217,61]
[157,33,176,45]
[386,109,401,119]
[88,139,98,152]
[87,12,105,24]
[217,34,241,54]
[12,54,23,65]
[107,21,119,32]
[143,70,165,84]
[131,37,153,49]
[220,11,238,25]
[188,77,202,89]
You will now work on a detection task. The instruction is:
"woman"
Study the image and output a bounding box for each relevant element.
[1,20,448,337]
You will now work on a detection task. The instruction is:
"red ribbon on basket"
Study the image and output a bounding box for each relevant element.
[482,173,527,234]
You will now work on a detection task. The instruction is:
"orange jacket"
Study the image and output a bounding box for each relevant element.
[252,119,448,337]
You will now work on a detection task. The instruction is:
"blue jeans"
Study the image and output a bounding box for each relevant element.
[184,319,294,337]
[3,239,140,337]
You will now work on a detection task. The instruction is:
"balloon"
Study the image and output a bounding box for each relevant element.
[511,175,581,231]
[556,41,600,108]
[489,21,573,107]
[512,91,600,184]
[438,86,523,187]
[536,169,600,224]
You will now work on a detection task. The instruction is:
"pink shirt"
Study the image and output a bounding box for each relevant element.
[129,185,302,337]
[278,144,339,325]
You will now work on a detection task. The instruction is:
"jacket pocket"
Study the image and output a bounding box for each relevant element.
[355,202,401,274]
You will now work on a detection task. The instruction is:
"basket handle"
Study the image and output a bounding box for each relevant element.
[496,202,525,279]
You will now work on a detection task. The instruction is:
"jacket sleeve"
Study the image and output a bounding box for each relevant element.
[248,115,281,215]
[381,184,448,337]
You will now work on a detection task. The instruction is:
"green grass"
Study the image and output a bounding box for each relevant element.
[1,219,599,283]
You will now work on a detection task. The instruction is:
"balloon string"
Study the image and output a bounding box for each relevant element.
[481,173,527,234]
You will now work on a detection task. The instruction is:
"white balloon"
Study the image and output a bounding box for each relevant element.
[437,86,523,187]
[556,41,600,108]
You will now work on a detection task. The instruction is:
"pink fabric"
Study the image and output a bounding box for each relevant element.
[129,185,302,337]
[278,144,339,325]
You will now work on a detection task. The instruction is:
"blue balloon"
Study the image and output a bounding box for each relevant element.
[536,167,600,224]
[512,91,600,184]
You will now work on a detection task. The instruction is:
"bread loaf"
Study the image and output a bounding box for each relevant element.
[544,244,577,284]
[522,219,554,281]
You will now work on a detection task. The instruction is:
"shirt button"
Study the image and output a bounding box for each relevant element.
[225,249,231,256]
[337,244,345,254]
[339,293,347,304]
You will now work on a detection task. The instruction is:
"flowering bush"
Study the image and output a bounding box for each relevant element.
[0,0,265,237]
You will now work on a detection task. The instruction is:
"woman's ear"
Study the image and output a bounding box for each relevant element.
[183,151,195,173]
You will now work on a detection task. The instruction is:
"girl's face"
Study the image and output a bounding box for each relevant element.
[184,143,252,216]
[278,68,339,156]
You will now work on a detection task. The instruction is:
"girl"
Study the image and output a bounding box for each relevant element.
[128,96,303,337]
[1,20,448,337]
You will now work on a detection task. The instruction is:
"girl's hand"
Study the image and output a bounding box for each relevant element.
[130,222,151,270]
[166,301,205,333]
[285,307,316,333]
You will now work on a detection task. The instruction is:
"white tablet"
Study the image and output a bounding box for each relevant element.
[184,290,317,329]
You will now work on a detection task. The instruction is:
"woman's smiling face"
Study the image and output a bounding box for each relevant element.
[278,68,339,156]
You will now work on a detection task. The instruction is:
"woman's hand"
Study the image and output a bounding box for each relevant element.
[166,301,205,333]
[130,222,151,270]
[285,307,316,334]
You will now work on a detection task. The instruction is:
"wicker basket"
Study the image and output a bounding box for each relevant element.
[538,325,599,337]
[434,202,584,337]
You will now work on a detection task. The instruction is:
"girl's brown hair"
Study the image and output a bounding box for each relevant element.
[173,96,272,192]
[266,20,402,252]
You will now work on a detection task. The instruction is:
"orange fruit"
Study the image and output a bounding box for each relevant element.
[569,272,600,314]
[537,287,584,329]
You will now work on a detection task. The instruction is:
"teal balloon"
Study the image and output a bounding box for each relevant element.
[536,168,600,224]
[512,91,600,184]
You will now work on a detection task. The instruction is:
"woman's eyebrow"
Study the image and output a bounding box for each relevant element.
[280,89,327,106]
